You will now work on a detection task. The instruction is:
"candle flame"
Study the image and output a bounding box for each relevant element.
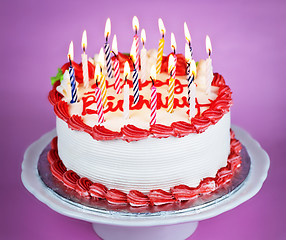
[112,35,118,55]
[81,30,87,51]
[98,48,105,68]
[185,43,192,62]
[171,32,177,53]
[168,54,175,74]
[132,16,139,33]
[206,35,212,56]
[150,65,156,81]
[104,18,111,40]
[184,22,192,43]
[158,18,166,37]
[68,41,74,61]
[190,59,196,78]
[141,29,146,45]
[95,63,101,79]
[130,39,136,63]
[124,61,130,79]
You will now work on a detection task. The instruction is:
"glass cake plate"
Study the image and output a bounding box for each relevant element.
[21,125,270,240]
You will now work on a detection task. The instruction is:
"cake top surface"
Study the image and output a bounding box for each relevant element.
[49,49,232,142]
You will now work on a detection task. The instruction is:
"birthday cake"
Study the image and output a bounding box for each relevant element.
[47,18,242,206]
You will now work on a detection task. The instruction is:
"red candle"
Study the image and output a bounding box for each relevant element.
[150,65,157,125]
[94,64,105,124]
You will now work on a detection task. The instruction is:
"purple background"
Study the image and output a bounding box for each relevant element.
[1,0,285,239]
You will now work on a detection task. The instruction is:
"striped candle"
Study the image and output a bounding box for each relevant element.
[95,86,104,124]
[104,42,113,78]
[132,68,139,105]
[104,18,113,78]
[150,85,157,125]
[67,41,77,104]
[171,54,177,80]
[113,58,121,94]
[99,73,108,108]
[69,66,78,103]
[156,18,166,74]
[132,16,140,72]
[189,82,196,119]
[167,77,175,113]
[187,65,194,104]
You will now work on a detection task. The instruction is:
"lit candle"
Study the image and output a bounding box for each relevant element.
[67,41,78,104]
[156,18,166,74]
[97,48,108,108]
[189,60,197,119]
[170,32,177,79]
[81,30,89,89]
[123,62,130,120]
[205,35,213,94]
[94,64,105,124]
[104,18,113,78]
[184,22,193,58]
[140,29,147,84]
[132,16,140,72]
[112,35,121,94]
[167,54,175,113]
[150,65,157,125]
[185,43,192,104]
[130,40,140,105]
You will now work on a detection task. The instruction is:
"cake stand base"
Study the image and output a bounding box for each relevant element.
[22,125,270,240]
[92,221,198,240]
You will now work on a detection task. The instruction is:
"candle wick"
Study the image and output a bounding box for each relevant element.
[106,34,109,43]
[125,77,128,83]
[174,49,176,55]
[208,49,211,57]
[96,78,99,87]
[150,77,155,86]
[69,57,72,67]
[112,50,117,58]
[83,46,86,53]
[135,28,138,35]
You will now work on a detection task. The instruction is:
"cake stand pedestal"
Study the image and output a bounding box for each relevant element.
[21,125,269,240]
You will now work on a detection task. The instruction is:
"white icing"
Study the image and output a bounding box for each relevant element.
[56,112,230,194]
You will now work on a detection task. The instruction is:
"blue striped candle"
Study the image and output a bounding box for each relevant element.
[132,68,139,105]
[104,42,113,78]
[69,65,78,103]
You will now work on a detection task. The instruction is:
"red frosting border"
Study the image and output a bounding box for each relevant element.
[47,130,242,207]
[49,73,232,142]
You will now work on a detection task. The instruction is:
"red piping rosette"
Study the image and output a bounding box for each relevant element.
[202,109,224,124]
[54,101,70,122]
[89,183,108,199]
[191,116,212,133]
[212,73,226,87]
[121,125,150,142]
[148,189,175,206]
[76,177,93,198]
[106,189,128,205]
[227,152,242,171]
[50,160,67,182]
[91,125,122,141]
[211,98,232,114]
[127,190,150,207]
[171,185,199,201]
[198,178,217,194]
[150,124,175,138]
[48,89,63,106]
[216,166,233,186]
[231,139,242,155]
[67,115,93,134]
[47,149,59,164]
[171,121,196,137]
[51,137,58,150]
[62,170,80,189]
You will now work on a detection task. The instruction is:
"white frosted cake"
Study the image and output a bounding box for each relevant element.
[48,33,241,206]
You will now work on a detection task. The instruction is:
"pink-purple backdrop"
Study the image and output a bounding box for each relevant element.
[1,0,285,239]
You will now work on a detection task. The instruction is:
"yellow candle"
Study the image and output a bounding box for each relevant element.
[100,73,107,108]
[156,18,166,74]
[167,54,175,113]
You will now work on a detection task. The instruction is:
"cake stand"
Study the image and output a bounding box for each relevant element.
[21,125,270,240]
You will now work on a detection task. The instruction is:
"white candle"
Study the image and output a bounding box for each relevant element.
[205,35,213,95]
[81,30,89,89]
[189,60,197,119]
[140,29,147,84]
